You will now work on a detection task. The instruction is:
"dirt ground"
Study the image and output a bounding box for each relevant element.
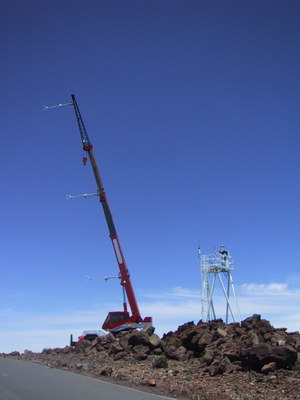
[3,349,300,400]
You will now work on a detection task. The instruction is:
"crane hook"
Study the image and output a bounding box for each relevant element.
[83,157,88,166]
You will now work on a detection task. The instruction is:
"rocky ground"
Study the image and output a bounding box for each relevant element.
[3,315,300,400]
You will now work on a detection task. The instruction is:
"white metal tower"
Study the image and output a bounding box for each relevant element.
[199,245,241,324]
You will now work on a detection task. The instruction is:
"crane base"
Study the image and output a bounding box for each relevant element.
[108,321,153,333]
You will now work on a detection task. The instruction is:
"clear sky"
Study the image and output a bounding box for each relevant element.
[1,0,300,353]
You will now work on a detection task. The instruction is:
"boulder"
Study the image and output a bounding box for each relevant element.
[174,346,188,361]
[241,343,297,371]
[113,351,127,361]
[198,332,213,347]
[208,362,220,376]
[128,331,150,347]
[204,348,214,365]
[261,362,276,374]
[218,356,234,374]
[142,325,155,335]
[119,337,132,352]
[132,344,150,360]
[241,314,274,335]
[191,332,213,356]
[99,367,113,376]
[166,321,197,349]
[147,379,156,387]
[74,339,92,354]
[94,333,116,351]
[241,343,272,370]
[163,345,178,360]
[217,328,228,338]
[62,346,73,354]
[249,330,261,345]
[149,334,161,349]
[272,345,297,368]
[223,347,240,362]
[109,342,124,355]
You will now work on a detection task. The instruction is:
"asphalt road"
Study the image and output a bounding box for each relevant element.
[0,358,175,400]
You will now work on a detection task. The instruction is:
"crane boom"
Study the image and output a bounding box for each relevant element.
[70,94,152,331]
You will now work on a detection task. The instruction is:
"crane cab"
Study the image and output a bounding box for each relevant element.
[102,311,153,332]
[102,311,130,331]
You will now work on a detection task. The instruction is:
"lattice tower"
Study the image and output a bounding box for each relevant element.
[199,245,241,323]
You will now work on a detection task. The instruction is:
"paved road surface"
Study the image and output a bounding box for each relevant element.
[0,358,175,400]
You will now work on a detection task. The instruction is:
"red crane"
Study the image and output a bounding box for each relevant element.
[70,94,152,332]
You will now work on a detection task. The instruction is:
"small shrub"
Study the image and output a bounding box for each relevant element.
[293,360,300,372]
[152,356,168,369]
[198,354,205,364]
[170,339,182,348]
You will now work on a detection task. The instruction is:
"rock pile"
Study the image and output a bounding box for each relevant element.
[162,314,300,375]
[69,314,299,376]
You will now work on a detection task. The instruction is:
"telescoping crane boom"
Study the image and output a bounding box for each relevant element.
[70,94,152,332]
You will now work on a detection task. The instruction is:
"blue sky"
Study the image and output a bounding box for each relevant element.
[1,0,300,353]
